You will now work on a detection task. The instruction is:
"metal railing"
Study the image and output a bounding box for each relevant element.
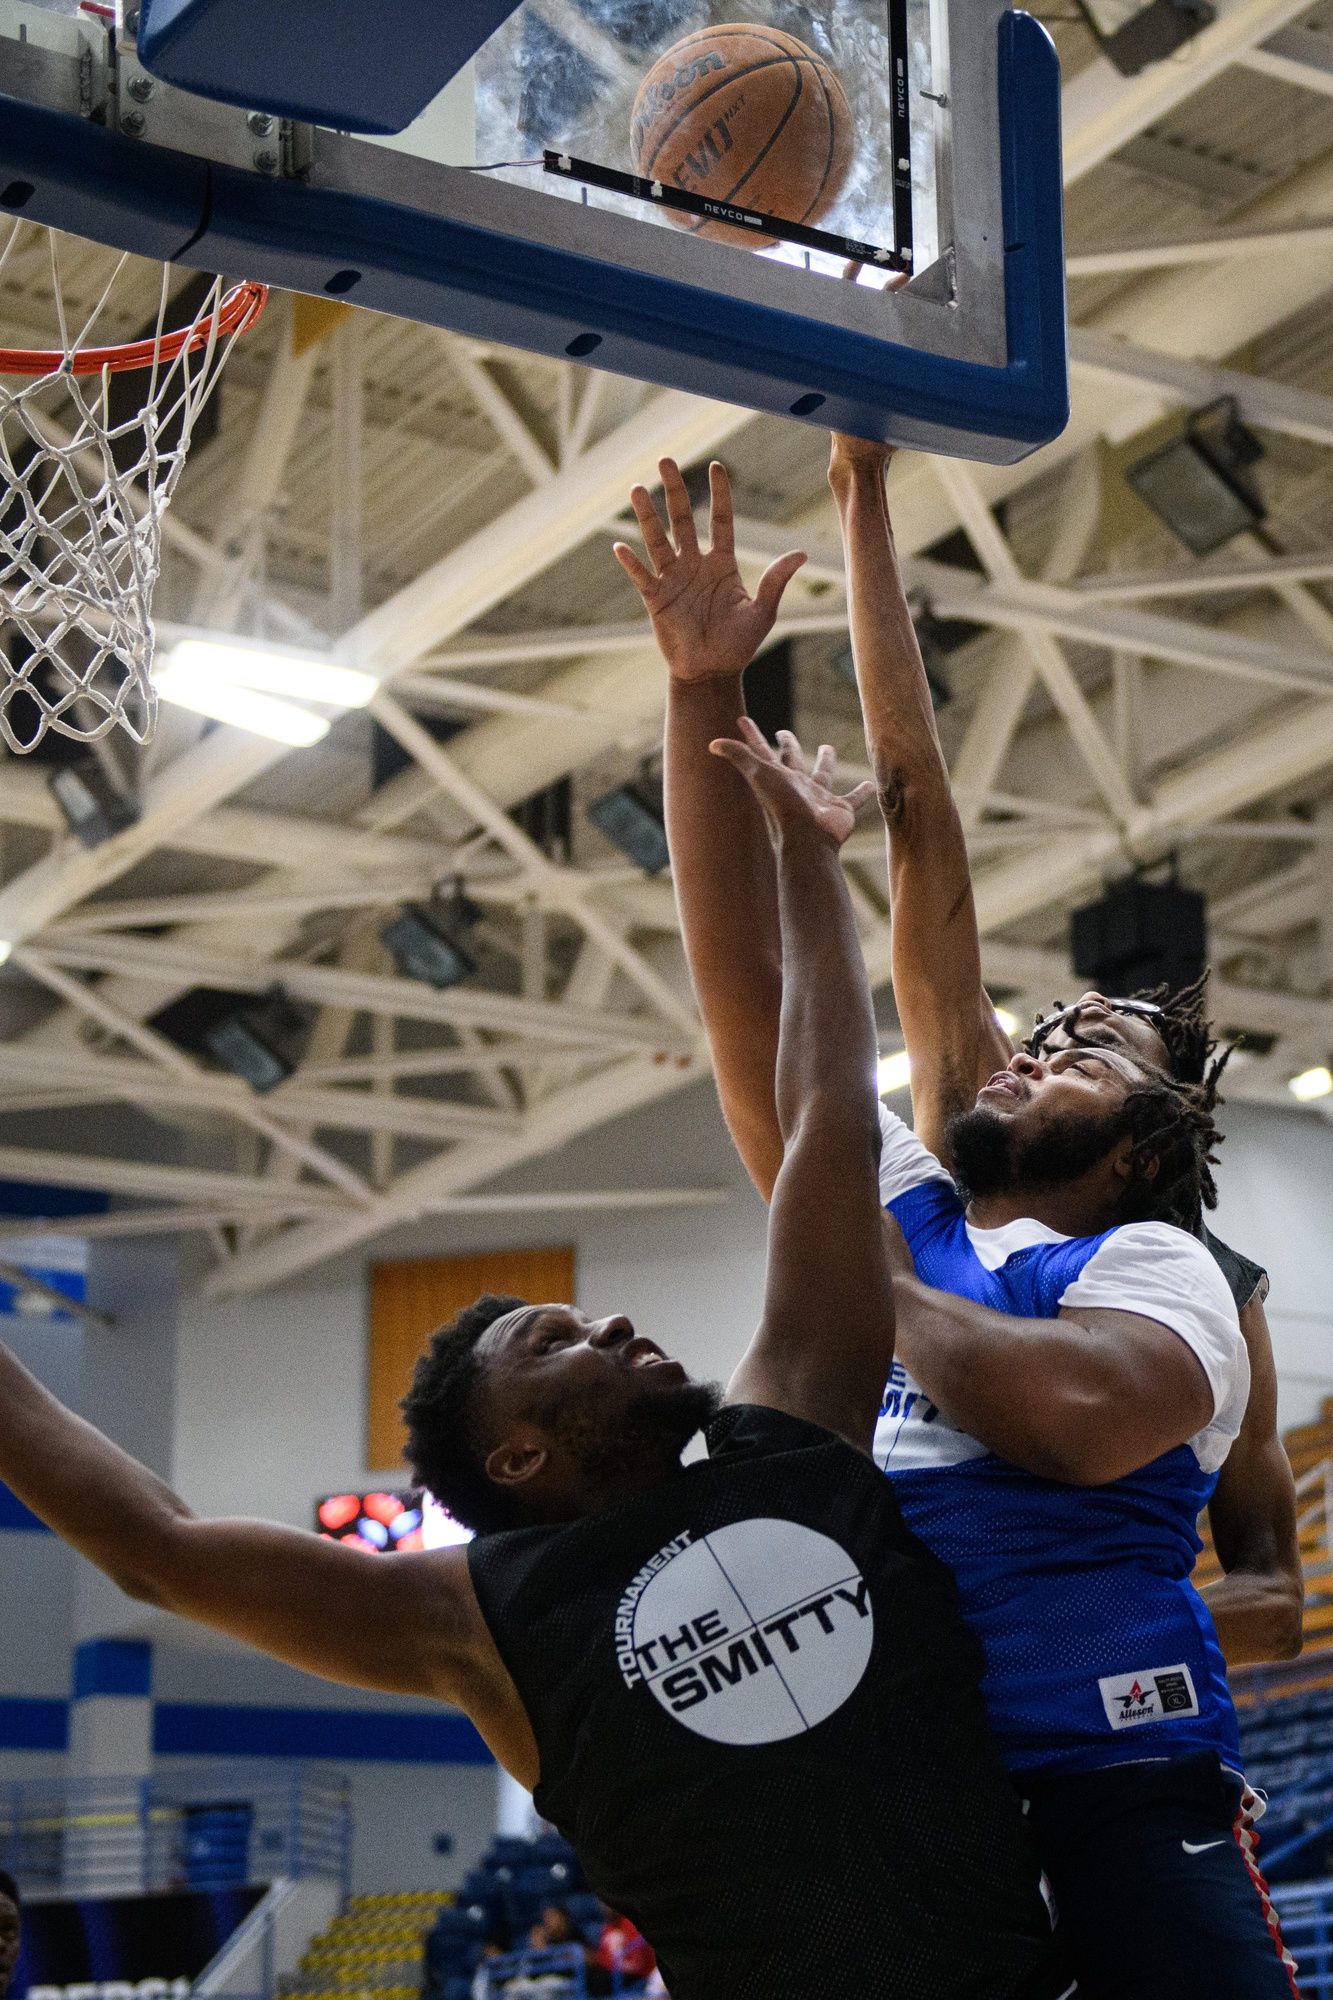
[1274,1880,1333,1998]
[0,1765,351,1901]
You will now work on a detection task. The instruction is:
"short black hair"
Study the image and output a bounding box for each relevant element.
[400,1294,528,1536]
[0,1870,19,1909]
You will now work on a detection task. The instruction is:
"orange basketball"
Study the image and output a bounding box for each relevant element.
[630,25,853,248]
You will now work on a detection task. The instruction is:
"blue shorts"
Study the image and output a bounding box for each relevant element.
[1020,1751,1299,2000]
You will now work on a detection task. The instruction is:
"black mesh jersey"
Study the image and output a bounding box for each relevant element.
[467,1405,1073,2000]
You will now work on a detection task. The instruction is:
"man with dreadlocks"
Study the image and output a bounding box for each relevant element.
[620,450,1301,2000]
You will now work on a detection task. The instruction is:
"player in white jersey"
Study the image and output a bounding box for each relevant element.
[615,454,1301,1999]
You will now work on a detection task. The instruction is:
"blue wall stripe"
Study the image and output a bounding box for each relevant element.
[73,1638,153,1700]
[0,1481,52,1532]
[154,1702,493,1765]
[0,1696,69,1751]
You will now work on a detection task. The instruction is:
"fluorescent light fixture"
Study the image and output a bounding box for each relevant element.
[993,1007,1020,1037]
[166,639,377,709]
[1288,1066,1333,1103]
[877,1048,911,1096]
[0,941,11,966]
[154,664,331,746]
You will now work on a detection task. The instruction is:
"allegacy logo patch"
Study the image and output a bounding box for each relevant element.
[1098,1662,1199,1732]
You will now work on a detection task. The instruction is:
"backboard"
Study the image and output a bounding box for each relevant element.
[0,0,1067,462]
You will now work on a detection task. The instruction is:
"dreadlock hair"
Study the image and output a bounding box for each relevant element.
[1110,1067,1225,1229]
[1026,968,1232,1219]
[400,1294,528,1537]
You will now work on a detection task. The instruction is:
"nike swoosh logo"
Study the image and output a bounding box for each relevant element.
[1182,1839,1226,1855]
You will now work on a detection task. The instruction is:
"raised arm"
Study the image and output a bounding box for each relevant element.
[0,1340,536,1776]
[828,435,1011,1162]
[1202,1293,1304,1664]
[615,459,806,1198]
[709,722,890,1453]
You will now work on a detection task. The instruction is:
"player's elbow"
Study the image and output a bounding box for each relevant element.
[873,761,958,842]
[1269,1577,1306,1659]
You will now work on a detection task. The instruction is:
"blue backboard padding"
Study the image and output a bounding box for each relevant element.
[73,1637,153,1700]
[0,1696,69,1751]
[0,13,1067,460]
[154,1701,495,1763]
[0,100,208,263]
[0,1180,109,1219]
[138,0,524,134]
[0,1478,52,1531]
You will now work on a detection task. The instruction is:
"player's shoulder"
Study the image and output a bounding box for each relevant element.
[877,1100,954,1205]
[1085,1220,1242,1323]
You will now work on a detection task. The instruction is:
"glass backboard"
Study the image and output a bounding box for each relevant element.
[0,0,1068,462]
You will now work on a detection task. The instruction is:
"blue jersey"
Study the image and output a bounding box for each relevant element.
[875,1107,1251,1779]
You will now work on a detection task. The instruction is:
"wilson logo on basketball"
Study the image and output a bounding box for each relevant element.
[629,24,853,247]
[615,1517,874,1746]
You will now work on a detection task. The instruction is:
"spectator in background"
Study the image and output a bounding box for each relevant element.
[0,1871,20,2000]
[526,1906,579,1953]
[595,1915,654,1988]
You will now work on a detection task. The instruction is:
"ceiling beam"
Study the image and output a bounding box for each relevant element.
[0,1145,353,1213]
[1059,0,1318,185]
[1067,215,1333,277]
[20,938,696,1055]
[0,389,750,953]
[1238,22,1333,96]
[1069,328,1333,449]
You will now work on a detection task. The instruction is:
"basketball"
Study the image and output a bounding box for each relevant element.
[630,25,853,247]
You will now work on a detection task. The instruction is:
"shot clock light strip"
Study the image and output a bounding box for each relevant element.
[154,639,378,745]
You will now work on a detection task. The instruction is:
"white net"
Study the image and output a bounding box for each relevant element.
[0,223,265,754]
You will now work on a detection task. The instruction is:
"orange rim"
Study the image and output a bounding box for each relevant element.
[0,279,268,378]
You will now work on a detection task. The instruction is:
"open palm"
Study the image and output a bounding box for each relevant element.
[614,458,807,682]
[710,717,876,849]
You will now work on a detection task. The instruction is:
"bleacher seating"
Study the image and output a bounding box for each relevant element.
[425,1832,606,2000]
[280,1890,452,2000]
[1195,1394,1333,1661]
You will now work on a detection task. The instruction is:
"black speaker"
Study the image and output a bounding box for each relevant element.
[1070,876,1206,998]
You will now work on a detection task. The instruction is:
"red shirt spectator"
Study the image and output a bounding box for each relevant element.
[595,1918,655,1982]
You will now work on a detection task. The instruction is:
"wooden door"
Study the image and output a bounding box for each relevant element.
[367,1246,576,1472]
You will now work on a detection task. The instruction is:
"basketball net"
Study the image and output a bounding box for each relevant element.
[0,222,266,755]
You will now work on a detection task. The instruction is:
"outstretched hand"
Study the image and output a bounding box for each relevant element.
[614,458,807,683]
[709,718,876,848]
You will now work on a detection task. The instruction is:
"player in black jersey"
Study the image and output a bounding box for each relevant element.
[0,719,1072,2000]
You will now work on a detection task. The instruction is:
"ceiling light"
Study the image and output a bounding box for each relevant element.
[993,1006,1020,1037]
[149,985,308,1094]
[588,772,670,875]
[48,760,139,849]
[154,664,331,746]
[1288,1066,1333,1103]
[0,942,11,967]
[1125,398,1265,558]
[877,1048,911,1096]
[165,639,377,709]
[1075,0,1215,76]
[381,891,480,990]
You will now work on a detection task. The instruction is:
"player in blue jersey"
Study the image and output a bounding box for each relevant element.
[615,454,1301,2000]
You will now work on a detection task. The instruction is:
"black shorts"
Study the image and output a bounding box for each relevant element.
[1019,1751,1299,2000]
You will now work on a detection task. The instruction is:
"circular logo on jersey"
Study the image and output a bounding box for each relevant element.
[619,1518,874,1746]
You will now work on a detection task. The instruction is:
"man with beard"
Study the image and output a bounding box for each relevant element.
[620,456,1299,1998]
[0,734,1071,2000]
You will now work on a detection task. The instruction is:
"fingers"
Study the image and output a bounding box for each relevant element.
[708,735,766,780]
[811,742,838,785]
[774,728,809,774]
[753,549,807,624]
[844,779,878,815]
[735,714,780,762]
[659,458,700,560]
[707,460,734,558]
[612,541,656,597]
[627,483,674,575]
